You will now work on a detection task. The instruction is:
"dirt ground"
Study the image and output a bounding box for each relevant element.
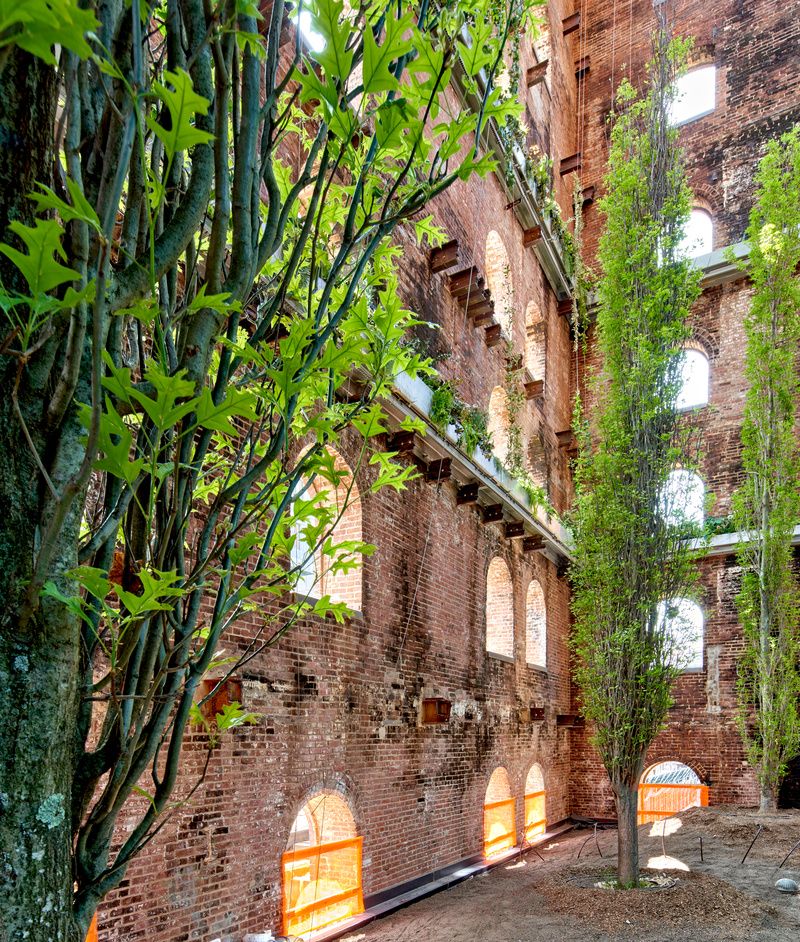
[340,807,800,942]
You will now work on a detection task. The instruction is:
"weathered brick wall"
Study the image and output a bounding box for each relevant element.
[97,6,582,940]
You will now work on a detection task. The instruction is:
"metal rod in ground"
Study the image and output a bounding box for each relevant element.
[594,822,604,858]
[576,833,593,861]
[741,825,764,865]
[778,837,800,870]
[700,836,704,863]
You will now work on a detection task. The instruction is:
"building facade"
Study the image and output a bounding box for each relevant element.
[99,1,800,939]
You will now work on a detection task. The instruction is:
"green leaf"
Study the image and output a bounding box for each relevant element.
[114,568,185,617]
[306,0,353,81]
[30,180,101,233]
[458,20,494,77]
[0,219,77,295]
[0,0,97,64]
[145,68,214,163]
[195,386,257,435]
[362,12,413,93]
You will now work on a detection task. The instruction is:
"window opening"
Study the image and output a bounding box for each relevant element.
[486,557,514,658]
[525,301,545,382]
[525,579,547,668]
[484,767,516,857]
[661,469,705,529]
[485,231,514,337]
[657,598,704,670]
[669,65,716,126]
[678,208,713,258]
[638,761,708,824]
[524,763,547,841]
[676,347,709,410]
[282,792,364,938]
[487,386,510,467]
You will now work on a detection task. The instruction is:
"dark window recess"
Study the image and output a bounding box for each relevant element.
[422,698,452,724]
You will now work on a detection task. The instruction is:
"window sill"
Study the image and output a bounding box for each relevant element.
[526,662,548,673]
[487,651,515,664]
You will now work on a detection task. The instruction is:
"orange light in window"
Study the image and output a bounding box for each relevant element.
[85,915,98,942]
[282,836,364,937]
[638,782,708,825]
[524,790,546,842]
[483,797,516,858]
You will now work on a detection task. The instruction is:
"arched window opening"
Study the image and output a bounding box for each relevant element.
[487,386,510,467]
[669,65,716,126]
[524,763,547,841]
[293,450,363,611]
[282,792,364,937]
[525,301,546,381]
[486,557,514,659]
[484,767,516,857]
[661,469,705,530]
[638,761,708,825]
[525,579,547,668]
[485,231,514,337]
[676,347,709,410]
[657,598,704,671]
[678,208,713,258]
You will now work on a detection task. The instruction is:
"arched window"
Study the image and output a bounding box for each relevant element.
[638,761,708,825]
[678,208,713,258]
[485,231,514,337]
[487,386,510,467]
[669,65,716,126]
[293,449,363,610]
[525,301,545,381]
[525,579,547,668]
[294,9,326,52]
[282,791,364,936]
[484,767,516,857]
[486,557,514,659]
[661,469,705,529]
[676,347,709,410]
[524,763,546,841]
[657,598,704,670]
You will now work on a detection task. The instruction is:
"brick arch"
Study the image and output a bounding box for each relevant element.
[641,754,712,786]
[686,324,719,360]
[525,300,546,382]
[288,773,363,844]
[485,765,513,804]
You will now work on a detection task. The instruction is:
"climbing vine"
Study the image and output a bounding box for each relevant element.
[733,125,800,812]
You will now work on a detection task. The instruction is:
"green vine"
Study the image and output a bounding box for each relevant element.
[428,377,493,457]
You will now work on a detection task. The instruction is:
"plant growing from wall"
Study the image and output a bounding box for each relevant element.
[733,125,800,813]
[429,377,493,457]
[0,0,533,936]
[569,25,701,887]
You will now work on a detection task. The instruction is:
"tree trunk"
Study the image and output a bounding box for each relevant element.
[759,787,777,813]
[615,782,640,886]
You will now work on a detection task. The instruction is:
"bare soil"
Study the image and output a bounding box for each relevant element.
[340,807,800,941]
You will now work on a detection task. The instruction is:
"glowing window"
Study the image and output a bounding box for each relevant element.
[525,579,547,668]
[676,348,709,410]
[678,209,713,258]
[484,767,516,857]
[486,557,514,659]
[638,761,708,825]
[282,792,364,937]
[662,469,705,529]
[657,598,704,670]
[669,65,716,126]
[524,763,546,841]
[487,386,510,466]
[485,231,514,337]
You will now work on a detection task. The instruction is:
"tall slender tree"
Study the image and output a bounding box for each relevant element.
[734,126,800,813]
[0,0,537,938]
[569,24,701,886]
